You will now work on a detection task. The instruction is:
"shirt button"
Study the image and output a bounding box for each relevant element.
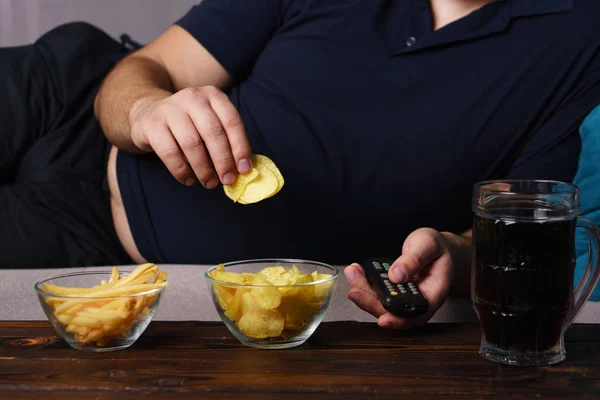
[406,36,416,47]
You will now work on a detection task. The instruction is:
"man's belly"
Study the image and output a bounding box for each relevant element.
[107,145,148,264]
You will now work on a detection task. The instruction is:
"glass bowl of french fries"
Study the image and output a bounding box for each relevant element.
[206,259,339,349]
[34,263,168,352]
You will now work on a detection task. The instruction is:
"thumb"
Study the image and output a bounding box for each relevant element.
[389,228,444,283]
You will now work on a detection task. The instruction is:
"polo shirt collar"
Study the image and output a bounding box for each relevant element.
[391,0,574,56]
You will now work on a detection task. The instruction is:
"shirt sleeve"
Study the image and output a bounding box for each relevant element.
[507,47,600,182]
[175,0,290,81]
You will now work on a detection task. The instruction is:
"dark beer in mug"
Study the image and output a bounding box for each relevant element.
[471,180,600,366]
[473,212,575,353]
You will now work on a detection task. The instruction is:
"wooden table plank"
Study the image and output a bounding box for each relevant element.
[1,322,599,399]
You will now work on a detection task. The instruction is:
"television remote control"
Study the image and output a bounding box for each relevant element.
[361,258,429,317]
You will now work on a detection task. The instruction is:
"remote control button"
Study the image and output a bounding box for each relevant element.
[374,262,381,267]
[380,273,389,279]
[383,263,390,270]
[390,291,398,296]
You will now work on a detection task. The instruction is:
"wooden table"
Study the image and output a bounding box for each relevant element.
[0,321,598,399]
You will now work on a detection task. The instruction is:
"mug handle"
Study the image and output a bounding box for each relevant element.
[567,217,600,326]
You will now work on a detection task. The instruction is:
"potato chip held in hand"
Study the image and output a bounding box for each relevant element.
[223,154,285,204]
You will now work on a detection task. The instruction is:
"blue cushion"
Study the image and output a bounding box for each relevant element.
[573,104,600,302]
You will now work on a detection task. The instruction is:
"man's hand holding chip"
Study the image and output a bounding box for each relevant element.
[129,86,253,189]
[344,228,472,329]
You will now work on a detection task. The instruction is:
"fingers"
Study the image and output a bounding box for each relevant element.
[389,228,445,284]
[345,229,458,331]
[146,123,194,186]
[166,112,217,188]
[205,86,253,174]
[344,264,388,318]
[345,263,430,330]
[185,97,235,185]
[135,86,253,187]
[377,312,430,330]
[183,87,251,185]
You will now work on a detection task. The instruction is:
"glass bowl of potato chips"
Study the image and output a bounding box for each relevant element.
[206,259,339,349]
[35,264,168,352]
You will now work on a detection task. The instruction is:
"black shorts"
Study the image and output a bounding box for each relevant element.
[0,22,132,268]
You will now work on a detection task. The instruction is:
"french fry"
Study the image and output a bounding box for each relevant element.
[84,307,129,317]
[54,298,99,315]
[77,310,128,325]
[155,271,167,283]
[81,328,105,344]
[55,283,167,315]
[55,313,74,325]
[71,315,102,328]
[42,265,159,299]
[108,267,120,283]
[100,298,133,311]
[114,263,156,285]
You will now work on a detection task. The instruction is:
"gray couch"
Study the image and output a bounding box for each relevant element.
[2,265,599,323]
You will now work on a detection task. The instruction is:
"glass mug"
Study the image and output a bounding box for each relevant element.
[471,180,600,366]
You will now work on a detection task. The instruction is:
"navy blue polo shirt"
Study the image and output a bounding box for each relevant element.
[117,0,600,265]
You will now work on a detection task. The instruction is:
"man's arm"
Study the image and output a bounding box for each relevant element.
[95,25,231,151]
[94,25,251,187]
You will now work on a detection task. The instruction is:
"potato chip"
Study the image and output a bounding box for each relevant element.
[210,264,245,284]
[251,274,282,310]
[259,266,287,282]
[240,164,279,204]
[224,288,246,322]
[240,291,262,314]
[279,297,322,331]
[254,154,285,189]
[280,273,314,298]
[238,309,285,339]
[223,168,259,202]
[311,272,334,300]
[223,154,284,205]
[241,273,256,285]
[213,284,235,310]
